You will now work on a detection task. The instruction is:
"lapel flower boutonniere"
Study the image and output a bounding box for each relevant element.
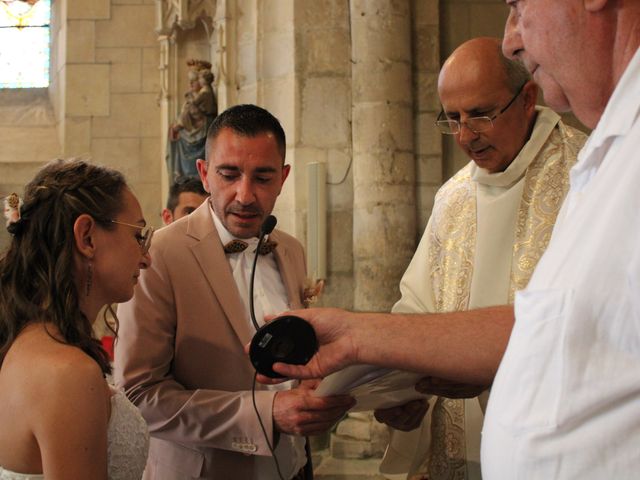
[303,279,324,308]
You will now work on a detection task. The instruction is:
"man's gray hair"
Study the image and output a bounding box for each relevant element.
[497,42,531,92]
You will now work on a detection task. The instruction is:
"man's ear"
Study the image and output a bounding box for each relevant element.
[196,159,211,193]
[281,164,291,186]
[73,214,97,259]
[161,208,174,226]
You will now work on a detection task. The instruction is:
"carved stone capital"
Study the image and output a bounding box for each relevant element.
[155,0,216,35]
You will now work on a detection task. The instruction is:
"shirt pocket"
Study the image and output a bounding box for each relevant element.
[491,287,573,432]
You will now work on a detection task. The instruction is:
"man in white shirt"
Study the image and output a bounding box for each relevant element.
[377,37,586,480]
[266,2,640,478]
[481,2,640,477]
[116,104,354,480]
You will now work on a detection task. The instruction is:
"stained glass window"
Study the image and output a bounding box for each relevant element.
[0,0,51,88]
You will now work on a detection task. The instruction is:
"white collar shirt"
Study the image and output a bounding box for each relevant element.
[211,207,290,329]
[210,206,306,479]
[482,47,640,479]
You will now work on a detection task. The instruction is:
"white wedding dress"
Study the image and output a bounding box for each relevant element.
[0,391,149,480]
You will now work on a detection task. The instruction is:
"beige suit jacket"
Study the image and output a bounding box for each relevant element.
[114,202,307,479]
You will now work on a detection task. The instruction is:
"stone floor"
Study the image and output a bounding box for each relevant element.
[314,453,389,480]
[309,413,406,480]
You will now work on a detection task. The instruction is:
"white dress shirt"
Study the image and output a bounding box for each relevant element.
[212,211,289,328]
[482,48,640,478]
[210,207,306,479]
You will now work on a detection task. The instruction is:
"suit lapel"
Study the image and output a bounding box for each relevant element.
[271,231,303,310]
[187,204,254,346]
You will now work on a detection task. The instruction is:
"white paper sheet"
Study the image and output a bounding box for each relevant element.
[314,365,427,411]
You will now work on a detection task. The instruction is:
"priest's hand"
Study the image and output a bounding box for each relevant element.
[267,308,359,381]
[373,398,429,432]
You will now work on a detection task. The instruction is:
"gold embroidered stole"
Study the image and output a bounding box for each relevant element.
[424,122,583,479]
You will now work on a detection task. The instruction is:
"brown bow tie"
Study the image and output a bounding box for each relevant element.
[223,238,278,255]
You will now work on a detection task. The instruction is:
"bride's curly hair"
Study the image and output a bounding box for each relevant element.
[0,159,128,375]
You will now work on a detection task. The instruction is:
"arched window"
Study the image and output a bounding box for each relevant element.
[0,0,51,88]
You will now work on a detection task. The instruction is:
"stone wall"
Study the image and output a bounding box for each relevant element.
[413,0,443,235]
[63,0,161,224]
[0,0,162,253]
[350,0,417,312]
[294,0,355,308]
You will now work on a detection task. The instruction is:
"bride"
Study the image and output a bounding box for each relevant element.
[0,159,151,479]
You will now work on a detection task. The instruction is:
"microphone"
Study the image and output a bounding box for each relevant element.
[261,214,277,236]
[248,215,318,378]
[248,215,277,331]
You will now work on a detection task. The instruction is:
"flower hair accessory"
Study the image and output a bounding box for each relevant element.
[3,193,22,227]
[303,279,324,308]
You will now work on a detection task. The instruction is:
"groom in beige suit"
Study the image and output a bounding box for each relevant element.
[115,104,353,479]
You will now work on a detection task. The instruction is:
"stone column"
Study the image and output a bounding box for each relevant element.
[350,0,416,311]
[157,34,173,201]
[212,0,238,112]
